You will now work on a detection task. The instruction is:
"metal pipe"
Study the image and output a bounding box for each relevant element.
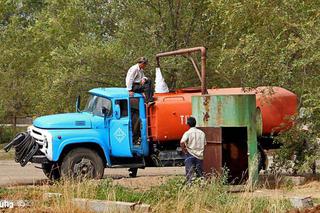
[188,55,202,83]
[156,46,207,94]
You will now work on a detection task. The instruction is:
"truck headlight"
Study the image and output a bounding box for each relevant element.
[43,136,48,148]
[42,131,53,160]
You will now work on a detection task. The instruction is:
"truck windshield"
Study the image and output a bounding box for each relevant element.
[84,95,112,117]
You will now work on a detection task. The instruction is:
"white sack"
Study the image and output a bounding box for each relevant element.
[155,67,169,93]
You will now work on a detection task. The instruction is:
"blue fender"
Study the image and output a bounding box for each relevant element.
[50,130,111,166]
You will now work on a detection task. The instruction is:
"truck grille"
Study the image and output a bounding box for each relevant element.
[30,127,46,146]
[27,126,52,161]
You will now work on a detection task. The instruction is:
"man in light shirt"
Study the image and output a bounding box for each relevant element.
[125,57,154,104]
[180,117,206,184]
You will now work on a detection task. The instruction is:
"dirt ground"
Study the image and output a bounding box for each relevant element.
[113,175,174,191]
[0,160,184,188]
[252,181,320,200]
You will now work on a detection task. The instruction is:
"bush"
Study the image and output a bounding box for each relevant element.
[0,126,25,144]
[271,114,320,174]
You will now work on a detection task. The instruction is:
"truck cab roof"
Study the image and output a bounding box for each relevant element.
[89,87,144,99]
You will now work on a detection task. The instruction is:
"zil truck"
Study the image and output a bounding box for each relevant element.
[4,47,298,180]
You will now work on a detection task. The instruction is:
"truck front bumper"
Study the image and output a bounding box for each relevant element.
[30,155,50,164]
[27,126,53,161]
[3,126,52,166]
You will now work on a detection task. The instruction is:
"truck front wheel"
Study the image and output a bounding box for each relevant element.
[42,163,61,180]
[60,147,104,180]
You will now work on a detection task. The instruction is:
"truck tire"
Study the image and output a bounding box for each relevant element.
[42,163,61,181]
[60,147,104,180]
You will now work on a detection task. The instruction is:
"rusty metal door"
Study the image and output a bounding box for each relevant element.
[199,127,222,176]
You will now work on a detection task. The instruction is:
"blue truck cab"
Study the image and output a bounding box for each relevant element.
[27,88,149,179]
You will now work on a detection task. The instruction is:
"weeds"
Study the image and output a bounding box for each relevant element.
[0,144,15,160]
[0,187,10,197]
[0,176,293,212]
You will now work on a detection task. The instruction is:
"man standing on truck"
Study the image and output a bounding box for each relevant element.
[126,57,154,104]
[180,117,206,184]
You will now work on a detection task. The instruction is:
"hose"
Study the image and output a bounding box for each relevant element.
[3,132,27,152]
[3,132,39,167]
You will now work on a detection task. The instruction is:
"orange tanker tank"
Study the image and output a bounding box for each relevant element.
[148,86,298,143]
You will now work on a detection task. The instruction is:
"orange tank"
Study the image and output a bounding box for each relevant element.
[148,86,298,143]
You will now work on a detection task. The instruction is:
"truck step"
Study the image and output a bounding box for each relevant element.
[110,163,145,168]
[109,156,145,168]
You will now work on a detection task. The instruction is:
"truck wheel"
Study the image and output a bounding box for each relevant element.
[60,147,104,180]
[151,154,163,167]
[128,168,138,178]
[42,163,61,181]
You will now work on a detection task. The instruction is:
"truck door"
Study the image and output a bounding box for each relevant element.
[109,99,133,157]
[129,97,148,156]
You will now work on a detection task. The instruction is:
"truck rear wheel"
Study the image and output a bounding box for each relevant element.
[60,147,104,180]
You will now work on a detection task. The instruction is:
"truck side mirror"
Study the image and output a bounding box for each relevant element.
[76,95,81,112]
[114,104,121,119]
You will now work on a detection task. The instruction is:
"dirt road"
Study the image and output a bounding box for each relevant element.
[0,160,184,187]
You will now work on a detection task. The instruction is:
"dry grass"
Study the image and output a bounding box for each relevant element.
[0,176,293,213]
[1,180,97,213]
[0,144,14,160]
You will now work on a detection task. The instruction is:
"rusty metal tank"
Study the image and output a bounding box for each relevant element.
[148,86,297,143]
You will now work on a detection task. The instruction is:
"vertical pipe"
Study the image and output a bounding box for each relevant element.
[200,47,207,95]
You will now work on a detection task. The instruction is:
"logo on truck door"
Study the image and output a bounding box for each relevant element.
[114,128,126,143]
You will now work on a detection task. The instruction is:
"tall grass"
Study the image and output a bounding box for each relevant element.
[0,175,292,213]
